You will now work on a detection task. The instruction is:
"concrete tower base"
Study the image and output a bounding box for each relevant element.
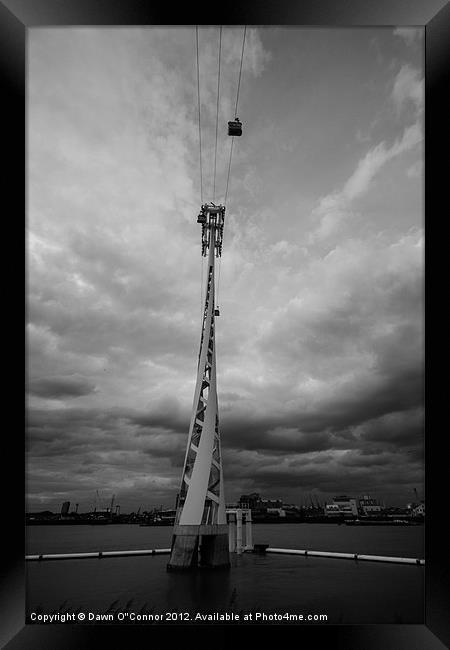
[167,524,230,571]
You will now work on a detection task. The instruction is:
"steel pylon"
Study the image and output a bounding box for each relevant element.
[167,204,229,571]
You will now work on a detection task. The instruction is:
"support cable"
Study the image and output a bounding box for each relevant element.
[223,26,246,207]
[218,26,247,307]
[196,26,204,204]
[212,26,222,203]
[223,137,234,206]
[234,26,247,118]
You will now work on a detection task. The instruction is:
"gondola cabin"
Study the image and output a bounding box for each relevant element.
[228,118,242,136]
[214,307,220,316]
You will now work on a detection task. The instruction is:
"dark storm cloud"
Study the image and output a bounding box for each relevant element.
[221,444,423,502]
[303,363,422,433]
[359,408,423,447]
[128,396,188,433]
[28,375,97,399]
[28,284,198,364]
[219,362,423,455]
[27,405,185,456]
[249,462,423,493]
[221,418,332,454]
[27,407,127,430]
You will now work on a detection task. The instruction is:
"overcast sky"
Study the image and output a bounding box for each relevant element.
[27,26,424,512]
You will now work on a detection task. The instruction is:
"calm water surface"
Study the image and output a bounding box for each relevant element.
[26,523,424,624]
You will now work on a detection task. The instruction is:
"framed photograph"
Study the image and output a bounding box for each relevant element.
[3,0,448,648]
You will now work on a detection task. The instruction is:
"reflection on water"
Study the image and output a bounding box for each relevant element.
[166,562,232,613]
[26,522,424,558]
[26,524,424,624]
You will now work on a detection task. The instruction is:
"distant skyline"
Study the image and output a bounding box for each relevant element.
[27,26,424,512]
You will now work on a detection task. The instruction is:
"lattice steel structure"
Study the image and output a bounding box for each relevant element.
[167,203,230,571]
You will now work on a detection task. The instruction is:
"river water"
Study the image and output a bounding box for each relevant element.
[26,523,424,624]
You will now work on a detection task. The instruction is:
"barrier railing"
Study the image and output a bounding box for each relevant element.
[265,547,424,565]
[26,548,171,561]
[25,546,425,566]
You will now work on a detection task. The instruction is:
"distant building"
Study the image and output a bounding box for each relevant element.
[332,495,358,516]
[266,507,286,517]
[60,501,70,517]
[411,502,425,517]
[385,506,410,517]
[325,503,342,518]
[239,493,261,509]
[358,495,382,516]
[239,494,283,511]
[260,498,283,509]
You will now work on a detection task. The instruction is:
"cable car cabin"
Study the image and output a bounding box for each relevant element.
[214,308,220,316]
[228,118,242,136]
[197,213,207,224]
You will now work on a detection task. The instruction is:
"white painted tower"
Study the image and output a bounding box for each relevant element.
[167,203,229,570]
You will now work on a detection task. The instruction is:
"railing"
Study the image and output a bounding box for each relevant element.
[26,549,171,561]
[25,545,425,566]
[265,548,424,565]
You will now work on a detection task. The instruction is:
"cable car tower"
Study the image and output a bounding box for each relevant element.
[167,202,229,571]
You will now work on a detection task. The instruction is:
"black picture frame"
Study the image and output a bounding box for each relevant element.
[4,1,449,648]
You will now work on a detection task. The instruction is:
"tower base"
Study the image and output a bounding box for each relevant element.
[167,524,230,571]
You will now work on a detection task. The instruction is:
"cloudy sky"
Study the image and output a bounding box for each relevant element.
[27,26,424,512]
